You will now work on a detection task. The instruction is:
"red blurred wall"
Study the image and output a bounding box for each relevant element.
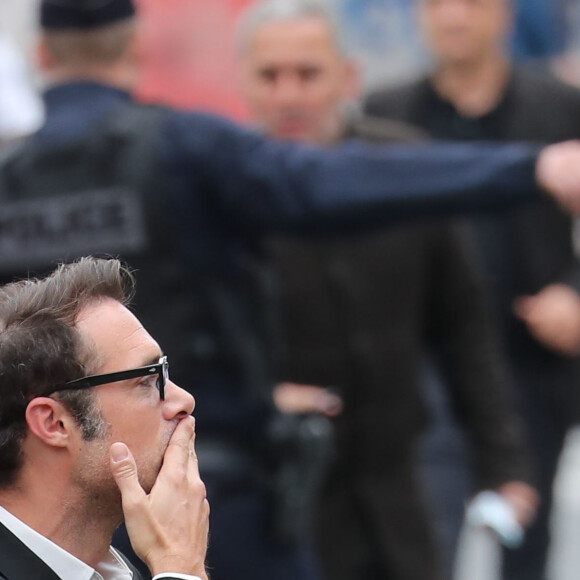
[135,0,253,120]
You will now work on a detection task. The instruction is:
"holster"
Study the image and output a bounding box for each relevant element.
[267,412,335,544]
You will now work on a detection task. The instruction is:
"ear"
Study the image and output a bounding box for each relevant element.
[36,37,55,72]
[342,59,360,100]
[25,397,77,449]
[125,27,142,67]
[501,0,515,38]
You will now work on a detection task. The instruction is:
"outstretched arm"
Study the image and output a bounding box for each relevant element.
[169,111,580,233]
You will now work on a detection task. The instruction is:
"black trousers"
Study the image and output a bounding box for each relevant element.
[314,455,443,580]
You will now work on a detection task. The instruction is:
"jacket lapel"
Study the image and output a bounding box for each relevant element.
[0,521,63,580]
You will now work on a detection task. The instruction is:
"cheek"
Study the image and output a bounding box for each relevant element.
[70,435,114,492]
[248,88,277,118]
[134,423,175,477]
[119,418,159,449]
[104,404,161,452]
[311,85,343,117]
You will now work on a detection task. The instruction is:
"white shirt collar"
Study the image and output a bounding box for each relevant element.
[0,504,133,580]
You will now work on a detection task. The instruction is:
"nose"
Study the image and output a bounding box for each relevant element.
[273,74,303,107]
[438,0,470,22]
[163,380,195,419]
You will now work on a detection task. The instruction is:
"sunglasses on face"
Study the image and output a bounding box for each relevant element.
[43,356,169,400]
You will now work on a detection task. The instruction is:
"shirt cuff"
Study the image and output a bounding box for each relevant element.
[152,574,202,580]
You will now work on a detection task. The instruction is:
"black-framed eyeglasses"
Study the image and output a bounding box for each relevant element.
[43,356,169,400]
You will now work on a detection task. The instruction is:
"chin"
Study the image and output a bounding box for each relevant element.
[271,120,310,140]
[278,129,313,142]
[137,461,161,495]
[436,43,482,64]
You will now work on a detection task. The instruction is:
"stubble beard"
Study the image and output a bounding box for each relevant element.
[138,422,177,494]
[71,420,176,528]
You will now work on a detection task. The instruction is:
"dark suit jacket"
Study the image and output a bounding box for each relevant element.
[270,218,529,488]
[267,117,531,580]
[0,521,150,580]
[365,66,580,423]
[269,118,530,489]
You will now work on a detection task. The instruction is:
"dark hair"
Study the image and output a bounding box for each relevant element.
[0,257,134,486]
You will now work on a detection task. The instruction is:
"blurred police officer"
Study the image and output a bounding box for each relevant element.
[3,1,580,579]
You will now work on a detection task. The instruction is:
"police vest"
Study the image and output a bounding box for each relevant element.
[0,101,278,410]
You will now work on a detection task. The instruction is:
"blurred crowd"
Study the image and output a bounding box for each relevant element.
[2,1,580,580]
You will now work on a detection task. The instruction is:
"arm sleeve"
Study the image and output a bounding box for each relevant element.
[163,111,542,235]
[425,223,532,489]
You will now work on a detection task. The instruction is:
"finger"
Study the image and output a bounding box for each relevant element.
[160,415,195,475]
[316,391,343,416]
[110,442,146,503]
[187,421,204,481]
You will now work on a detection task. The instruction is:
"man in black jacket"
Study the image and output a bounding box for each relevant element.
[237,2,537,579]
[0,257,209,580]
[364,1,580,578]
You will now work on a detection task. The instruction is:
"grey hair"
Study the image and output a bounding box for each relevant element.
[236,0,349,57]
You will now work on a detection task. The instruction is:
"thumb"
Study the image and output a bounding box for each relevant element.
[110,442,146,503]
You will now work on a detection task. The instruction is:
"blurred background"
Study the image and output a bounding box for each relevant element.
[8,0,580,118]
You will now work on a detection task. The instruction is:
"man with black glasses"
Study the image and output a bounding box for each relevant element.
[0,256,209,580]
